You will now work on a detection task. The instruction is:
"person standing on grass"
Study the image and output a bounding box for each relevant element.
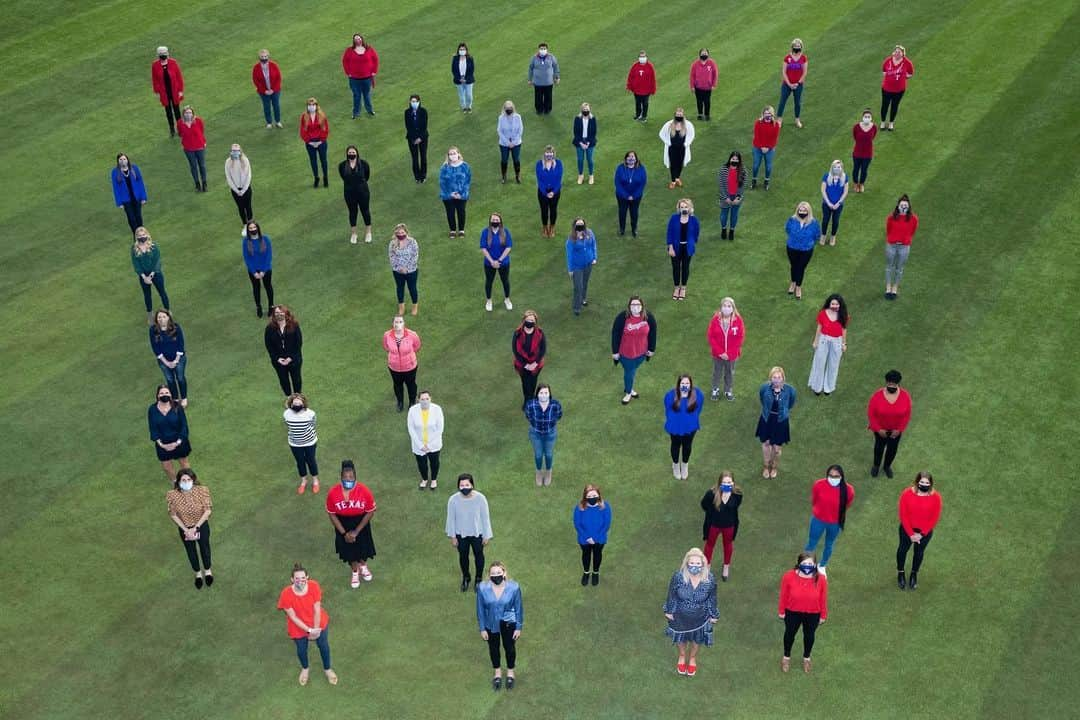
[659,108,695,189]
[404,94,429,183]
[389,224,420,316]
[664,374,704,481]
[407,390,444,491]
[666,198,699,301]
[452,43,475,112]
[132,229,169,324]
[111,153,148,237]
[339,145,373,245]
[707,296,745,401]
[880,45,914,130]
[527,43,559,115]
[818,160,849,247]
[566,217,598,315]
[776,39,807,128]
[785,201,819,300]
[897,471,941,590]
[166,468,213,590]
[536,145,563,237]
[512,310,546,405]
[884,194,919,299]
[717,150,746,241]
[264,305,302,396]
[150,310,188,408]
[611,295,657,404]
[524,383,563,487]
[149,384,191,483]
[284,392,319,495]
[326,460,377,589]
[277,563,338,686]
[481,213,513,311]
[151,46,184,137]
[299,98,329,188]
[176,105,207,192]
[225,144,253,229]
[778,552,827,674]
[252,48,283,128]
[572,102,597,185]
[614,151,646,237]
[663,547,719,678]
[805,465,855,573]
[751,106,781,190]
[447,473,493,593]
[242,221,274,318]
[700,471,741,580]
[477,561,524,692]
[756,366,796,478]
[689,49,718,121]
[383,315,421,412]
[627,49,657,122]
[851,108,877,192]
[574,484,611,586]
[808,294,849,396]
[868,369,912,478]
[439,146,472,238]
[342,34,379,118]
[497,100,524,184]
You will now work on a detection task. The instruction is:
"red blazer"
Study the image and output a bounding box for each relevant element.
[341,46,379,79]
[151,59,185,106]
[706,313,745,361]
[626,62,657,95]
[252,60,282,94]
[176,118,206,151]
[299,112,329,142]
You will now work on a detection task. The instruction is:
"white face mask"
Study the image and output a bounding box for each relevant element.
[448,153,460,163]
[459,49,467,56]
[721,305,733,316]
[899,203,910,213]
[538,49,548,57]
[831,165,842,175]
[179,479,194,492]
[419,399,431,410]
[827,475,842,487]
[307,104,316,113]
[629,304,642,315]
[537,391,550,402]
[862,115,873,124]
[638,56,647,64]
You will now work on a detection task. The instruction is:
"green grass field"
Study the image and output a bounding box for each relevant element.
[2,1,1079,718]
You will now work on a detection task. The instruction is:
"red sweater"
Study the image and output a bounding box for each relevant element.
[151,59,184,106]
[626,62,657,95]
[810,478,854,524]
[252,60,282,94]
[706,313,745,361]
[299,112,329,142]
[882,56,914,93]
[752,119,781,149]
[886,213,919,245]
[867,389,912,432]
[898,488,941,536]
[176,118,206,151]
[852,123,877,158]
[341,46,379,79]
[778,570,828,619]
[689,59,718,90]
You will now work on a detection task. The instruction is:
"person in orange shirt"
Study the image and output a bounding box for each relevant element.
[277,563,337,686]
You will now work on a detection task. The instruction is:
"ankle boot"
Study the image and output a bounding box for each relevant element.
[897,571,906,590]
[543,469,552,486]
[728,228,735,241]
[908,571,918,590]
[500,163,508,183]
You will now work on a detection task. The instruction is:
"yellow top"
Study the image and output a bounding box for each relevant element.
[420,409,429,444]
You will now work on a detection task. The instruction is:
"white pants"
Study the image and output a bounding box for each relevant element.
[808,334,843,394]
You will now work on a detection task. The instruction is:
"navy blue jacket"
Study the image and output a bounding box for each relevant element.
[451,55,475,84]
[572,116,597,147]
[614,163,647,199]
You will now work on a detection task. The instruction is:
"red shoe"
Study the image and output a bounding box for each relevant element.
[687,660,697,677]
[297,481,307,495]
[676,661,688,675]
[312,479,320,494]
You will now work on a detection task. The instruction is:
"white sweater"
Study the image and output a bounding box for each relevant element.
[407,402,444,454]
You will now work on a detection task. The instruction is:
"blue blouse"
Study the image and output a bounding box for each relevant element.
[476,579,524,632]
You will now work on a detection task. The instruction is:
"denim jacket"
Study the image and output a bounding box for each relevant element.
[758,382,797,421]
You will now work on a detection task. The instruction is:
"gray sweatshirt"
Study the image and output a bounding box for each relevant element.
[445,491,493,539]
[527,53,559,86]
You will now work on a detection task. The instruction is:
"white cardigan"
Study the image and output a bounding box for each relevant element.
[658,119,696,168]
[407,402,444,454]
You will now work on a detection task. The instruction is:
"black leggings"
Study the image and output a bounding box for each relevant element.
[668,144,685,181]
[538,191,560,225]
[178,522,212,572]
[231,188,253,224]
[580,543,605,572]
[617,197,640,233]
[290,444,318,477]
[393,271,419,303]
[670,245,692,285]
[164,102,181,133]
[273,360,302,395]
[248,271,274,309]
[873,432,902,469]
[408,139,428,181]
[484,265,510,299]
[787,247,814,285]
[415,451,440,481]
[487,620,517,668]
[782,610,820,658]
[669,431,696,462]
[634,94,650,118]
[880,89,905,122]
[389,367,418,406]
[122,202,144,235]
[443,198,467,231]
[456,534,485,579]
[518,369,540,405]
[896,525,933,572]
[346,191,371,226]
[694,88,712,117]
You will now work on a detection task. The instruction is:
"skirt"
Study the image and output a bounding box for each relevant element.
[755,415,790,446]
[334,513,376,563]
[666,612,714,646]
[155,438,191,461]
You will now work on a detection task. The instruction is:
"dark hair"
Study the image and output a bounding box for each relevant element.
[155,384,174,403]
[671,374,697,412]
[623,150,638,164]
[151,309,178,341]
[625,294,646,316]
[538,42,548,48]
[486,212,504,246]
[457,473,474,488]
[892,193,913,220]
[245,221,266,257]
[345,145,359,158]
[409,93,421,102]
[417,389,431,398]
[291,562,307,576]
[725,150,743,167]
[885,369,903,384]
[535,383,551,398]
[116,152,131,167]
[796,551,820,582]
[173,467,198,490]
[914,471,934,489]
[822,294,849,327]
[267,305,298,331]
[826,464,850,529]
[457,43,468,55]
[340,459,356,477]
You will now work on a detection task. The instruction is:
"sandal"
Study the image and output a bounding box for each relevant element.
[325,669,339,685]
[673,290,680,300]
[311,479,320,494]
[297,480,307,495]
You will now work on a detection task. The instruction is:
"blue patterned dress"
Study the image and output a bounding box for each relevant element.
[663,570,719,645]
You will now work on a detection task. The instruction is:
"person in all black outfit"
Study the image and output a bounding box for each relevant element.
[265,305,303,395]
[339,145,372,244]
[404,94,429,183]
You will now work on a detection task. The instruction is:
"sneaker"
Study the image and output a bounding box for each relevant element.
[275,121,284,128]
[266,123,273,129]
[350,233,358,244]
[725,392,735,402]
[485,299,493,312]
[506,676,515,691]
[710,387,721,400]
[629,390,638,398]
[763,179,771,190]
[588,175,595,185]
[795,118,803,129]
[622,393,633,405]
[350,571,360,589]
[359,565,373,581]
[364,231,372,244]
[751,178,758,190]
[577,174,584,185]
[673,462,681,478]
[880,121,887,130]
[297,481,307,495]
[312,479,319,493]
[504,298,513,310]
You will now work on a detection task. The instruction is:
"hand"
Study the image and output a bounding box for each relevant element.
[645,351,654,358]
[141,200,147,205]
[414,138,421,145]
[308,628,321,639]
[481,630,489,641]
[555,78,560,85]
[512,629,521,640]
[612,353,620,362]
[277,358,287,366]
[877,430,888,438]
[450,537,459,547]
[525,362,537,372]
[265,90,273,95]
[421,445,429,453]
[547,192,554,199]
[667,247,675,257]
[733,197,741,205]
[141,275,152,285]
[664,613,674,621]
[819,618,826,625]
[627,196,634,201]
[890,430,901,438]
[451,192,461,199]
[491,261,501,269]
[708,618,718,624]
[482,538,489,546]
[719,353,728,361]
[812,341,818,350]
[591,260,596,265]
[527,81,534,86]
[912,533,923,543]
[841,343,847,352]
[586,538,594,545]
[779,614,785,620]
[178,91,183,100]
[569,272,574,277]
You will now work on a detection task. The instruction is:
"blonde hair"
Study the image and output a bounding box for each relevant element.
[543,144,556,155]
[768,365,786,382]
[894,44,907,56]
[488,561,509,579]
[579,102,592,115]
[711,470,742,509]
[679,547,710,582]
[795,201,814,219]
[133,227,155,254]
[717,296,741,320]
[392,223,409,236]
[181,104,195,117]
[503,100,516,113]
[791,38,804,48]
[445,145,463,164]
[760,105,776,119]
[676,197,694,213]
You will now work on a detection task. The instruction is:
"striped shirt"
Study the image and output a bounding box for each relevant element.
[283,408,317,447]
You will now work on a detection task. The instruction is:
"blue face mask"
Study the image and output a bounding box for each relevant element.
[680,385,691,393]
[688,565,703,575]
[799,564,816,574]
[827,476,842,487]
[342,479,357,490]
[410,101,419,109]
[720,484,733,493]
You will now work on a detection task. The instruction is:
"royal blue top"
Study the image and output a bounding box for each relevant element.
[476,579,524,631]
[665,215,700,257]
[822,173,848,205]
[614,163,647,199]
[535,159,563,195]
[242,235,273,273]
[565,231,597,272]
[439,162,472,200]
[785,217,821,251]
[111,165,148,205]
[149,324,185,361]
[480,228,512,267]
[664,388,705,435]
[573,502,612,544]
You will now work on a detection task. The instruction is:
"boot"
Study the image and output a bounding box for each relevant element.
[397,302,406,316]
[728,228,735,241]
[680,462,689,480]
[908,571,918,590]
[672,462,681,479]
[500,162,508,184]
[200,180,208,192]
[411,302,419,316]
[543,469,552,486]
[514,164,521,184]
[721,228,728,240]
[897,571,906,590]
[535,470,543,486]
[256,304,263,318]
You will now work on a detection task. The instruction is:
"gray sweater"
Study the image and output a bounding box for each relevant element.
[527,53,559,86]
[445,491,493,539]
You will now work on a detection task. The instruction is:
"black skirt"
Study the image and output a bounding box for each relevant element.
[334,513,376,563]
[155,438,191,461]
[755,415,790,446]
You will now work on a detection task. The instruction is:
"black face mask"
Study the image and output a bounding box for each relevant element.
[158,395,171,403]
[291,404,304,411]
[523,321,536,329]
[159,54,168,60]
[700,54,708,61]
[917,484,932,493]
[674,115,684,121]
[490,223,501,229]
[885,386,899,394]
[582,110,590,116]
[489,575,504,585]
[586,497,599,506]
[348,154,357,160]
[797,211,809,219]
[459,487,472,496]
[575,224,585,232]
[505,108,513,115]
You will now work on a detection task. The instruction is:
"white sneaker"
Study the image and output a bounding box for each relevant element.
[622,393,633,405]
[349,233,358,244]
[364,231,372,244]
[350,571,361,588]
[266,123,273,129]
[710,387,720,400]
[680,462,689,480]
[503,298,513,310]
[817,565,827,577]
[485,299,493,312]
[275,121,284,128]
[672,462,681,479]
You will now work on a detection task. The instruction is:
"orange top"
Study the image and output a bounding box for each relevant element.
[277,579,330,639]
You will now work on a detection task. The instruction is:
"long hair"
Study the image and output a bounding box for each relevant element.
[267,305,298,331]
[796,551,820,582]
[304,97,327,124]
[579,483,605,510]
[154,383,176,406]
[625,294,646,316]
[487,561,509,580]
[671,374,698,412]
[152,309,178,341]
[913,470,935,491]
[822,294,849,327]
[723,150,743,169]
[486,212,504,246]
[245,221,267,256]
[711,470,742,509]
[517,309,539,333]
[133,227,155,254]
[892,193,913,220]
[679,547,711,583]
[826,464,850,529]
[716,296,741,322]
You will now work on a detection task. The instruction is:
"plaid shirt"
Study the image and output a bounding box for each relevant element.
[524,398,563,434]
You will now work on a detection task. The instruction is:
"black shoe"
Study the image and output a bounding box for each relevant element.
[591,572,599,586]
[313,178,320,188]
[194,576,204,589]
[618,229,625,237]
[751,178,757,189]
[728,229,735,241]
[515,175,521,184]
[581,299,588,306]
[763,179,771,190]
[897,571,906,589]
[474,582,479,593]
[884,466,895,479]
[506,676,515,690]
[323,177,329,188]
[581,572,589,586]
[194,182,201,192]
[705,115,711,121]
[870,466,880,477]
[721,228,728,240]
[908,572,918,590]
[823,391,831,396]
[396,399,404,412]
[697,114,704,120]
[460,576,470,592]
[201,181,208,192]
[721,573,728,582]
[170,128,176,138]
[256,306,263,318]
[204,573,214,587]
[814,391,822,396]
[631,230,638,238]
[367,111,376,117]
[492,677,502,692]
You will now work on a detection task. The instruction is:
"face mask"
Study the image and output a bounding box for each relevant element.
[179,479,194,492]
[688,565,703,575]
[700,54,708,61]
[342,479,357,490]
[307,105,316,113]
[792,47,802,53]
[886,386,899,394]
[449,154,459,163]
[680,384,691,394]
[862,115,873,124]
[260,58,269,63]
[675,115,685,121]
[582,110,590,116]
[410,101,419,109]
[544,154,554,161]
[797,211,809,219]
[729,158,739,165]
[490,575,505,585]
[917,483,932,493]
[183,114,193,122]
[459,50,467,56]
[721,306,733,316]
[630,304,642,315]
[832,166,841,175]
[119,160,129,168]
[772,378,784,387]
[291,403,304,411]
[459,487,472,496]
[419,400,431,410]
[638,57,647,64]
[899,204,910,213]
[680,208,690,216]
[538,49,547,57]
[586,496,600,506]
[799,564,816,574]
[158,395,171,403]
[505,108,513,115]
[293,580,306,590]
[537,392,550,402]
[159,54,168,60]
[720,483,733,493]
[827,476,842,487]
[348,154,358,160]
[575,224,585,232]
[763,115,773,122]
[626,158,636,166]
[230,151,241,159]
[523,320,536,329]
[490,222,501,229]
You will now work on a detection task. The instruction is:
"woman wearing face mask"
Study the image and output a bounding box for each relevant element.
[447,473,493,592]
[389,224,420,316]
[497,101,524,184]
[868,370,911,478]
[897,472,941,590]
[265,305,303,396]
[252,49,283,128]
[565,217,598,315]
[225,143,253,228]
[150,309,188,407]
[818,160,849,246]
[611,295,657,404]
[777,39,807,129]
[706,297,745,401]
[439,146,472,238]
[383,315,421,411]
[477,561,523,691]
[663,547,719,677]
[404,94,428,183]
[778,552,828,673]
[527,43,559,115]
[284,392,319,495]
[341,34,379,118]
[326,460,377,588]
[756,366,796,478]
[809,294,849,396]
[512,310,546,405]
[785,201,820,299]
[339,145,372,245]
[664,374,704,480]
[111,153,148,237]
[805,465,855,573]
[407,390,444,491]
[481,213,513,311]
[689,49,718,121]
[524,383,563,486]
[299,98,329,188]
[149,384,191,483]
[278,563,337,686]
[614,151,647,237]
[700,471,741,580]
[851,108,877,192]
[574,485,611,586]
[151,46,184,137]
[880,45,914,130]
[659,108,695,189]
[535,145,563,237]
[132,228,169,324]
[666,198,699,300]
[751,106,781,190]
[176,105,207,192]
[166,468,212,589]
[572,103,597,185]
[627,50,657,122]
[884,194,919,299]
[242,221,274,318]
[452,44,475,112]
[717,150,746,240]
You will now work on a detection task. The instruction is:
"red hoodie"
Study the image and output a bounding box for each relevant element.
[626,62,656,95]
[706,313,745,361]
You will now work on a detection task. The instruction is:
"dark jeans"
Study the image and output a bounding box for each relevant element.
[231,187,253,224]
[580,543,605,572]
[248,270,274,310]
[305,143,328,179]
[272,359,302,395]
[487,621,517,669]
[570,265,592,314]
[415,451,440,481]
[820,203,843,236]
[139,273,170,312]
[164,102,181,133]
[456,534,485,579]
[787,246,814,285]
[294,629,331,670]
[668,145,685,181]
[671,244,692,285]
[290,443,318,477]
[184,149,207,186]
[852,156,872,184]
[782,610,820,658]
[669,431,696,462]
[897,525,933,573]
[122,202,144,235]
[873,432,902,469]
[158,354,188,399]
[178,521,211,572]
[533,84,553,114]
[617,197,640,233]
[881,89,905,122]
[538,191,560,225]
[408,139,428,181]
[443,198,467,231]
[499,145,522,174]
[694,88,712,117]
[259,92,281,123]
[346,191,371,226]
[634,93,650,119]
[518,368,541,405]
[778,83,804,118]
[484,264,510,299]
[389,367,418,406]
[393,270,419,303]
[349,76,373,116]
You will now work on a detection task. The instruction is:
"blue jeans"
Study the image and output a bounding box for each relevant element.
[576,146,595,174]
[499,145,522,165]
[305,142,328,179]
[751,147,774,179]
[778,83,803,118]
[158,354,188,399]
[456,83,473,109]
[183,149,206,185]
[528,429,557,470]
[805,516,842,566]
[294,628,331,670]
[259,92,281,123]
[619,354,646,394]
[852,156,871,184]
[348,77,373,116]
[720,197,741,228]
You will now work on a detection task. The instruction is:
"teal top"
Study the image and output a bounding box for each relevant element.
[132,244,162,274]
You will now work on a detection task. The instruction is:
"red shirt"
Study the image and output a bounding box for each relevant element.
[882,56,914,93]
[278,580,330,639]
[706,313,745,361]
[752,119,781,149]
[325,483,376,516]
[898,488,942,536]
[867,388,912,432]
[251,60,282,94]
[626,62,657,95]
[299,112,329,142]
[810,478,854,525]
[886,213,919,245]
[689,59,718,90]
[176,118,206,151]
[816,309,846,338]
[151,59,184,106]
[619,315,651,358]
[341,45,379,79]
[852,123,877,158]
[783,53,807,84]
[778,569,828,619]
[726,167,739,196]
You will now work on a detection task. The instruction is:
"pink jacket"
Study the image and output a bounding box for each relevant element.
[383,329,421,371]
[689,59,718,90]
[706,313,745,361]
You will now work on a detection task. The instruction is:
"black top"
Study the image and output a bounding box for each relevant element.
[700,489,741,537]
[404,106,429,141]
[123,171,135,202]
[679,222,688,245]
[338,158,371,196]
[512,327,547,366]
[264,324,303,362]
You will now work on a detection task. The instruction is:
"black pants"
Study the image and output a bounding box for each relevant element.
[393,270,419,303]
[408,139,428,181]
[231,187,254,224]
[389,367,418,406]
[538,191,560,225]
[881,89,905,122]
[580,543,605,572]
[443,198,467,231]
[346,191,371,226]
[896,525,933,572]
[248,270,274,309]
[617,197,641,233]
[671,244,692,285]
[290,444,318,477]
[782,610,820,658]
[139,273,170,312]
[122,202,144,236]
[518,369,541,405]
[534,84,553,114]
[487,620,517,668]
[164,102,181,133]
[415,451,440,481]
[484,265,510,299]
[787,247,814,285]
[669,431,696,462]
[852,157,871,184]
[273,360,302,395]
[873,432,902,469]
[634,93,650,119]
[668,146,685,181]
[694,88,712,117]
[456,534,485,579]
[178,522,212,572]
